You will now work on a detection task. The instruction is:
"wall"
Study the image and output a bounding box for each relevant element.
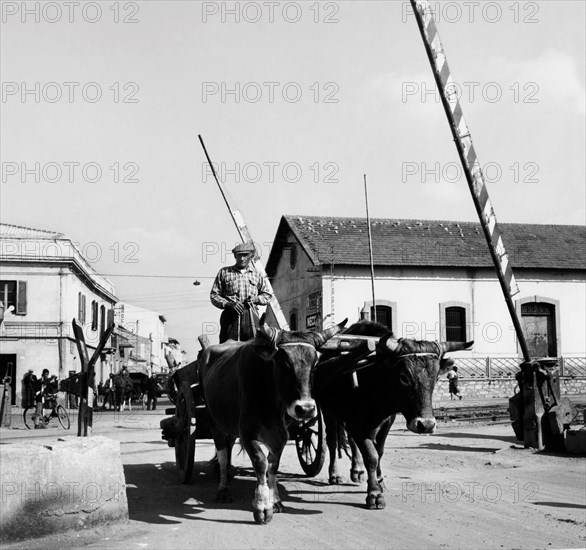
[269,232,322,331]
[1,249,116,402]
[319,265,585,358]
[434,377,586,401]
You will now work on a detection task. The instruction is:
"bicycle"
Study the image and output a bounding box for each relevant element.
[23,393,70,430]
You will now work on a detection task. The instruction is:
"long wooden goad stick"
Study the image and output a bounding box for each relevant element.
[198,135,290,330]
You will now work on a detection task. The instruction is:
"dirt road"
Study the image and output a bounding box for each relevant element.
[2,406,585,550]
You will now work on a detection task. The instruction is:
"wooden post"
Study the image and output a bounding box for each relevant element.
[72,319,114,436]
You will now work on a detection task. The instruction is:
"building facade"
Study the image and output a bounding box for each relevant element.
[0,224,117,405]
[265,215,586,383]
[115,303,169,373]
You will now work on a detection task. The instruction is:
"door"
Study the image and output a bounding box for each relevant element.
[521,303,557,358]
[0,354,17,405]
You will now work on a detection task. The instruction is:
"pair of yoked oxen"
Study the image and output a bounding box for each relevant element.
[197,316,473,524]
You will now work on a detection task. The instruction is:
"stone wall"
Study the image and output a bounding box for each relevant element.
[0,436,128,542]
[434,377,586,402]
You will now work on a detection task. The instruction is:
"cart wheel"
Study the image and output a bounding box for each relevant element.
[175,382,196,484]
[295,405,326,477]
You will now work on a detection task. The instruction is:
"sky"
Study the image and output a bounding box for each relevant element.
[1,0,584,361]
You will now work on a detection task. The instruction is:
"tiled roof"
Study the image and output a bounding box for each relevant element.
[0,223,63,239]
[273,215,585,270]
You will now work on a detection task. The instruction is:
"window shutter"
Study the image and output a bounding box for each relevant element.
[91,301,98,330]
[100,305,106,336]
[78,292,83,322]
[16,281,27,315]
[82,295,87,324]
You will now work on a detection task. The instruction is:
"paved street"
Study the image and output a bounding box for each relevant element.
[1,397,585,550]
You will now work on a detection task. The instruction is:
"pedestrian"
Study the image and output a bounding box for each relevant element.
[210,242,273,343]
[146,374,158,411]
[21,369,36,410]
[102,374,114,410]
[97,381,104,407]
[447,365,462,400]
[117,368,133,411]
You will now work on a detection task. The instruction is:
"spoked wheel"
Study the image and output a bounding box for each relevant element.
[175,382,197,484]
[56,405,70,429]
[23,407,37,429]
[295,405,326,477]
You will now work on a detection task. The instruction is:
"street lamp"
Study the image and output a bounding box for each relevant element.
[193,280,201,286]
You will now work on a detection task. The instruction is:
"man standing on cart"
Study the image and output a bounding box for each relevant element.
[210,242,273,343]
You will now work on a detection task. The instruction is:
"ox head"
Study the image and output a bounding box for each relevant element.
[255,317,348,422]
[377,334,473,434]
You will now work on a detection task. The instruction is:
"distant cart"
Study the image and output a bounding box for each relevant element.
[125,364,149,409]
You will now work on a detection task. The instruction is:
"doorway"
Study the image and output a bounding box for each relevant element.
[521,302,557,358]
[0,354,17,405]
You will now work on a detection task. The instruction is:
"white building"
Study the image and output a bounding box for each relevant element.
[266,215,586,379]
[115,303,168,373]
[0,224,117,405]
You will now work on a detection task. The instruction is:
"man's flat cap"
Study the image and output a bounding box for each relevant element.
[232,242,256,255]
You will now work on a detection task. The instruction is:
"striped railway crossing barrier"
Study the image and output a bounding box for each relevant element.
[409,0,578,451]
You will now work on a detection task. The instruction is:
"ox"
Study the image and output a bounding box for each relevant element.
[314,320,473,510]
[198,316,347,524]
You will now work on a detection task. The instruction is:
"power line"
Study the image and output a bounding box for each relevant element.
[103,274,215,279]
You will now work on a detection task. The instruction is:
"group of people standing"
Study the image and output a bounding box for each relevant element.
[21,368,59,428]
[98,369,160,411]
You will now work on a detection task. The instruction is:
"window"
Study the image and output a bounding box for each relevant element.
[445,306,466,342]
[289,244,298,269]
[370,306,393,331]
[0,281,16,310]
[0,280,27,315]
[100,305,106,336]
[78,292,86,324]
[289,309,298,331]
[361,300,395,332]
[91,301,98,331]
[439,302,471,342]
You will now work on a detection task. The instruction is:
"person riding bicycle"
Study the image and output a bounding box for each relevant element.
[33,369,58,428]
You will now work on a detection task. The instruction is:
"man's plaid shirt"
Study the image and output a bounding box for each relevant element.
[210,264,273,309]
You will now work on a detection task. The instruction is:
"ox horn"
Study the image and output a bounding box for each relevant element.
[379,332,400,353]
[439,341,474,354]
[311,318,348,347]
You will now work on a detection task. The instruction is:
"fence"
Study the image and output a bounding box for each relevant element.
[455,357,586,379]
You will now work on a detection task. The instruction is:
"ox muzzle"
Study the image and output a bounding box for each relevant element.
[287,399,317,422]
[407,416,437,434]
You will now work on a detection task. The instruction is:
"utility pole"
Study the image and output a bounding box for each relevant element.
[364,174,377,323]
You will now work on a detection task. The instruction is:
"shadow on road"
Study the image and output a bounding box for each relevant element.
[123,460,323,525]
[437,431,520,445]
[534,501,586,509]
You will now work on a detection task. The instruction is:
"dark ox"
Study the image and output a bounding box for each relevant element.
[314,320,473,510]
[199,317,347,524]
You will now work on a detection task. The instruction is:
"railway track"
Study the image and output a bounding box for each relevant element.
[435,405,511,424]
[434,398,586,425]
